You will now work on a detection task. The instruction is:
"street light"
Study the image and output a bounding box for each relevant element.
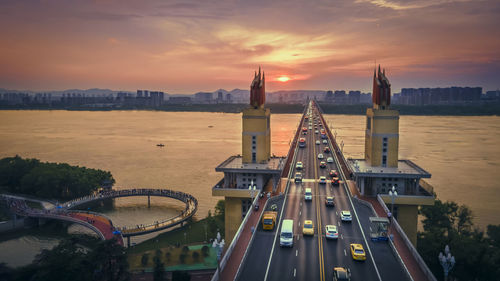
[341,140,344,153]
[439,245,456,281]
[212,231,225,278]
[388,186,398,220]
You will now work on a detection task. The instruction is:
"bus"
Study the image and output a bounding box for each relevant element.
[299,138,306,148]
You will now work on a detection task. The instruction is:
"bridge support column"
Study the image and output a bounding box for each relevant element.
[127,236,130,247]
[148,195,150,208]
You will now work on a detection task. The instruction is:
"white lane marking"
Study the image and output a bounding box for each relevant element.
[299,221,301,226]
[294,268,296,277]
[341,234,343,240]
[300,202,302,206]
[338,221,340,226]
[296,250,298,256]
[299,211,301,216]
[370,227,372,232]
[344,249,347,256]
[336,211,338,216]
[297,235,300,241]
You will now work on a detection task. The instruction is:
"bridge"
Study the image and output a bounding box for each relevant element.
[2,188,198,247]
[212,101,436,281]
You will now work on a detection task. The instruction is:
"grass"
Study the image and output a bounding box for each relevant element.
[126,216,224,255]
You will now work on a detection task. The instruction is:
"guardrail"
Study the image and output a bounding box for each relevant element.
[377,195,437,281]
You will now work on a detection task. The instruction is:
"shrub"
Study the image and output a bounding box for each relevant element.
[201,245,210,257]
[192,251,199,261]
[141,253,149,266]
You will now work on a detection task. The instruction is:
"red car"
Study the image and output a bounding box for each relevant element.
[329,170,338,177]
[331,177,340,186]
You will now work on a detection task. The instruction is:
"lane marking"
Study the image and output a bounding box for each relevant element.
[336,211,338,216]
[313,111,325,281]
[296,250,298,256]
[344,249,347,256]
[341,234,343,240]
[299,211,301,216]
[294,268,296,277]
[299,221,301,226]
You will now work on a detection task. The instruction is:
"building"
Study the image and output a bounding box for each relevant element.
[212,68,284,243]
[349,66,435,246]
[194,92,213,104]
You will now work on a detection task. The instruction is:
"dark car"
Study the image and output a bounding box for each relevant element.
[325,196,335,207]
[295,172,303,182]
[324,147,331,153]
[329,169,339,177]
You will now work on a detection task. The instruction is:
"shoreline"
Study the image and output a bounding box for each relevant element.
[1,103,499,116]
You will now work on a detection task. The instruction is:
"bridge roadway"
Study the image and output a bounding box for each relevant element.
[237,102,409,281]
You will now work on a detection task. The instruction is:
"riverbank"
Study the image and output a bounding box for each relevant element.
[1,103,500,115]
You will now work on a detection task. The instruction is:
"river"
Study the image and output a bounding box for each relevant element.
[0,110,498,267]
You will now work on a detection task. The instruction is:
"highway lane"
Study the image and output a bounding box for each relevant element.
[238,102,410,281]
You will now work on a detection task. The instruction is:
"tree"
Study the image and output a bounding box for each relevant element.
[172,270,190,281]
[141,253,149,267]
[88,238,130,281]
[215,200,225,217]
[201,245,210,257]
[153,251,165,281]
[192,251,199,262]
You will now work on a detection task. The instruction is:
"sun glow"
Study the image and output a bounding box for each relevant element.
[277,76,290,82]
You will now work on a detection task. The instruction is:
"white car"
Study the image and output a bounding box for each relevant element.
[315,140,320,145]
[308,126,312,130]
[315,130,319,134]
[341,210,352,222]
[317,153,324,159]
[327,157,334,163]
[322,140,328,144]
[325,225,339,239]
[296,162,303,170]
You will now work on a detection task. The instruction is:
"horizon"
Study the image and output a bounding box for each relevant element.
[0,0,499,93]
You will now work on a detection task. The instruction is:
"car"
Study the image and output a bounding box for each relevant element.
[317,153,324,159]
[319,176,327,184]
[304,188,312,201]
[329,170,338,177]
[331,177,340,186]
[319,161,327,168]
[316,140,320,145]
[303,131,307,135]
[325,225,338,239]
[341,210,352,222]
[296,161,303,170]
[294,172,302,182]
[327,157,334,163]
[319,123,323,127]
[325,196,335,207]
[333,267,351,281]
[323,139,328,144]
[302,220,314,236]
[324,147,331,153]
[308,126,312,130]
[350,243,366,261]
[315,130,319,134]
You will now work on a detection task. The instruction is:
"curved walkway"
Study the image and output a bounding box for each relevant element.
[1,188,198,244]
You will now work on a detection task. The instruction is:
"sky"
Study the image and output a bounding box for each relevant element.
[0,0,499,94]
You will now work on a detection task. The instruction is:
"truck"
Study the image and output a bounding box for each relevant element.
[262,211,278,230]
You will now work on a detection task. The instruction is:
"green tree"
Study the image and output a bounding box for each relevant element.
[153,250,165,281]
[88,238,130,281]
[215,200,225,217]
[141,253,149,267]
[172,270,190,281]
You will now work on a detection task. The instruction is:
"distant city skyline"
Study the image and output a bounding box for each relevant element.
[0,0,499,93]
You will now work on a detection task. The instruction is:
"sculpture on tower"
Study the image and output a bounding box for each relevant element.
[250,67,266,108]
[372,65,391,109]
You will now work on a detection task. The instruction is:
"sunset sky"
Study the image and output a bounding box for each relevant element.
[0,0,499,94]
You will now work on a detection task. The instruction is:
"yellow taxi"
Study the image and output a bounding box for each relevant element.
[302,220,314,236]
[350,243,366,261]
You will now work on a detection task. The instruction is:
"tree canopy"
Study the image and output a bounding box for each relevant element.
[418,199,500,281]
[0,156,114,200]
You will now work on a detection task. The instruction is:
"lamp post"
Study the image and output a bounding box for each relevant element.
[439,245,455,281]
[388,186,398,220]
[212,231,225,279]
[341,140,344,154]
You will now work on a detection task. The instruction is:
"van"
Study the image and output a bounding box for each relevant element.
[304,188,312,201]
[280,219,294,247]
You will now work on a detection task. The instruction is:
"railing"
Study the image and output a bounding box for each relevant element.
[377,195,437,281]
[210,190,261,281]
[419,179,435,196]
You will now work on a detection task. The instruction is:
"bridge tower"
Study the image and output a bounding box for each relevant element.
[349,66,435,246]
[212,68,284,244]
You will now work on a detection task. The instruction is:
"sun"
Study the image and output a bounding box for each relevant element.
[277,76,290,82]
